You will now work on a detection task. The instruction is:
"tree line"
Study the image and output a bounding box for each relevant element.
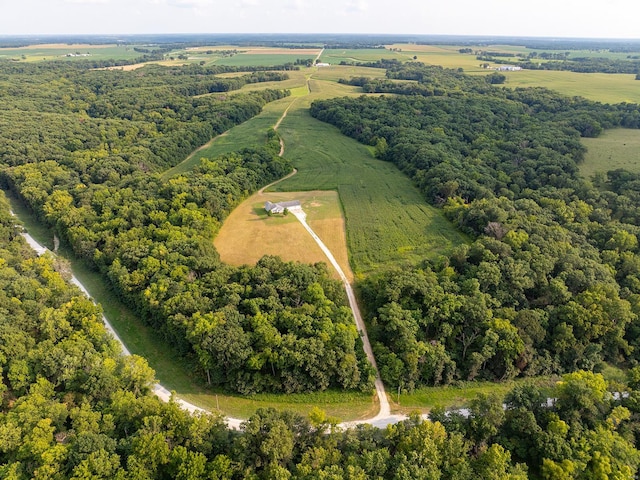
[1,196,638,477]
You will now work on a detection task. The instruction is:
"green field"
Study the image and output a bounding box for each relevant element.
[391,377,558,414]
[274,98,468,276]
[581,128,640,179]
[211,54,314,67]
[319,48,401,65]
[0,43,144,62]
[167,66,467,276]
[501,70,640,104]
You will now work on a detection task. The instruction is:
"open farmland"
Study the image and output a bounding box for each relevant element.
[581,128,640,179]
[0,43,143,62]
[501,70,640,104]
[318,48,401,64]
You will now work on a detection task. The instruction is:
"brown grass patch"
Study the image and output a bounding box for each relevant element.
[215,190,353,282]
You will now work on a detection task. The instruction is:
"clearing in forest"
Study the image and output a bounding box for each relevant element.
[580,128,640,179]
[214,190,353,282]
[176,65,467,276]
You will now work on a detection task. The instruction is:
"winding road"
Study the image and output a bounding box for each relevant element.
[12,92,400,431]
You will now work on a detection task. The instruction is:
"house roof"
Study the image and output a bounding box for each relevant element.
[264,200,300,212]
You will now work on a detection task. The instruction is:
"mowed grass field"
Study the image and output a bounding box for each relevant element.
[214,190,353,282]
[581,129,640,179]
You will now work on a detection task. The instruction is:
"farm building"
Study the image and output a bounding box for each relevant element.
[495,65,522,71]
[264,200,301,214]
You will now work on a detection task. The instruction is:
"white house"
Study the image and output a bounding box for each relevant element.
[264,200,301,214]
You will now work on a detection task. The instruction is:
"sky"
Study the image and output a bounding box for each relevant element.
[0,0,639,39]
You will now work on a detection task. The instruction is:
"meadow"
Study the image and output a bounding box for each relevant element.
[581,128,640,179]
[318,48,401,65]
[214,190,353,282]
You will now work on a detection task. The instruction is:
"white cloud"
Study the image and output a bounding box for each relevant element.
[344,0,368,13]
[167,0,214,8]
[64,0,109,4]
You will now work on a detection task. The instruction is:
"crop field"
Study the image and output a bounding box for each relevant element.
[581,128,640,179]
[318,48,401,65]
[500,70,640,104]
[0,43,143,62]
[214,190,352,281]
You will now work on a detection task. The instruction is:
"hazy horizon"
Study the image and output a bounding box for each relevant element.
[1,0,638,40]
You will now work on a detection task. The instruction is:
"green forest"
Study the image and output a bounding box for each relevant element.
[3,49,640,478]
[2,191,640,478]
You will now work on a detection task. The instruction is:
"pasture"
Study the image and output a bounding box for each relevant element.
[501,70,640,104]
[318,48,401,65]
[581,128,640,179]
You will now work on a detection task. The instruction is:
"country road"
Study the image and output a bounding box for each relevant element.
[289,208,391,422]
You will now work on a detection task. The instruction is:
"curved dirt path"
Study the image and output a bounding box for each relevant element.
[288,208,391,425]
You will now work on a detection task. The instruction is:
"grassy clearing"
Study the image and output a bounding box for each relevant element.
[214,190,352,281]
[319,48,401,65]
[272,81,468,276]
[5,190,376,420]
[580,128,640,179]
[171,66,467,276]
[390,377,558,415]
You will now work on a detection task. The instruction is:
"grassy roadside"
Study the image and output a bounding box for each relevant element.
[389,378,558,415]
